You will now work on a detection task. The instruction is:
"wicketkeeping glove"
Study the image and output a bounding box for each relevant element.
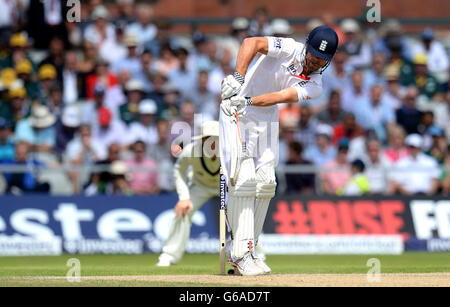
[221,71,245,100]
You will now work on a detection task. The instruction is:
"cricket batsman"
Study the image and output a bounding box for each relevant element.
[220,26,339,275]
[157,121,220,267]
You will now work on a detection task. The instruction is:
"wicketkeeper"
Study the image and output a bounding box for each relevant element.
[220,26,339,275]
[157,121,220,267]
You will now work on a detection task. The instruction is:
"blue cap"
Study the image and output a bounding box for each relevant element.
[306,25,339,61]
[422,28,434,40]
[427,125,444,137]
[193,31,207,44]
[338,138,350,149]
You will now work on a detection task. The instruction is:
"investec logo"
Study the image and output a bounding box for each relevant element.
[0,203,207,241]
[220,174,226,209]
[274,38,282,49]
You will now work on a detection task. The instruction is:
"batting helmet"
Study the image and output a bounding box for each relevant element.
[306,25,339,61]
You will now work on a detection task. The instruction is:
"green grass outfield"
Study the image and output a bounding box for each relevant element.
[0,253,449,286]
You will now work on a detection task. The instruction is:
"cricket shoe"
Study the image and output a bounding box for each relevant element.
[156,253,174,267]
[225,240,242,275]
[253,245,271,274]
[253,257,271,274]
[231,252,265,276]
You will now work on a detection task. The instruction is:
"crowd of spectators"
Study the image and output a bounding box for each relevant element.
[278,16,450,196]
[0,0,449,196]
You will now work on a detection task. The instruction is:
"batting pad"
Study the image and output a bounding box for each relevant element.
[255,163,276,198]
[254,163,276,242]
[227,157,257,197]
[226,155,257,260]
[227,195,255,260]
[254,197,270,240]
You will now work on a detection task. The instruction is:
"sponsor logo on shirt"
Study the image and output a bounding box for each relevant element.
[274,38,282,49]
[296,80,308,87]
[287,61,297,75]
[287,61,311,81]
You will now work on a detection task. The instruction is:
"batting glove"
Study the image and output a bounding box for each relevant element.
[221,71,245,100]
[230,96,252,117]
[220,99,234,117]
[220,98,247,117]
[230,96,252,108]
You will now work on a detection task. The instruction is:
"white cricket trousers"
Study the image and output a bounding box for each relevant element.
[219,106,279,259]
[219,105,280,187]
[161,182,218,263]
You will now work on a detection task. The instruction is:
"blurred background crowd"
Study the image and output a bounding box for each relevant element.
[0,0,449,196]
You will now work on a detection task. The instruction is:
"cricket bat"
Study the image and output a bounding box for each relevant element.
[219,168,226,275]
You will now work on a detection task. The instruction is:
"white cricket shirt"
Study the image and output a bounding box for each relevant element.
[240,36,323,106]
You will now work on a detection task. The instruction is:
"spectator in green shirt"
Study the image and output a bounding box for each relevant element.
[401,53,442,99]
[119,79,145,125]
[1,33,38,73]
[15,59,40,100]
[37,64,58,103]
[0,86,30,129]
[425,126,447,165]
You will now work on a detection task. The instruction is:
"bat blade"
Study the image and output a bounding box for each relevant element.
[219,169,227,275]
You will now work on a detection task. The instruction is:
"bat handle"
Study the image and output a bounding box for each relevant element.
[234,110,242,143]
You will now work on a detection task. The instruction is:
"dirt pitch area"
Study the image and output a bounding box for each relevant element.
[2,273,450,287]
